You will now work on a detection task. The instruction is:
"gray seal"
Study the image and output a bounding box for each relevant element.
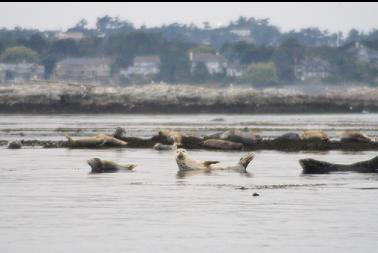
[299,156,378,174]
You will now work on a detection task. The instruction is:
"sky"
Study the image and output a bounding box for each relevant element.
[1,2,378,33]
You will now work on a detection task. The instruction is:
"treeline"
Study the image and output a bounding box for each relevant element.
[1,16,378,85]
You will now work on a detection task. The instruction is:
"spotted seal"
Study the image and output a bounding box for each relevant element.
[87,158,136,173]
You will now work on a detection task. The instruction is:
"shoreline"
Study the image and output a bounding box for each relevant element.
[1,82,378,114]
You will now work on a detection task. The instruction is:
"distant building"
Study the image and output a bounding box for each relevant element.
[345,42,378,64]
[120,56,161,77]
[294,57,331,81]
[226,61,244,77]
[54,57,112,84]
[189,52,227,75]
[0,63,45,83]
[55,32,86,41]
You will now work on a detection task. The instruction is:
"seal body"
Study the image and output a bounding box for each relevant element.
[175,148,218,171]
[87,158,136,173]
[299,156,378,174]
[159,130,184,144]
[211,152,255,173]
[175,148,255,173]
[302,130,328,141]
[201,139,243,150]
[339,131,371,143]
[274,133,301,141]
[8,140,22,149]
[220,129,260,145]
[66,134,128,148]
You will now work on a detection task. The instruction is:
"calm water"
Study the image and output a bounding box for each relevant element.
[1,114,378,252]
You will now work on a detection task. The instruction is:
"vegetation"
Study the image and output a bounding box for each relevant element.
[240,62,278,85]
[1,15,378,85]
[0,46,39,63]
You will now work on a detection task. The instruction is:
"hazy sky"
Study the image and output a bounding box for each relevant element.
[1,2,378,33]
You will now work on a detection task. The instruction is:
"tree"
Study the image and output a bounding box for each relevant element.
[50,39,81,58]
[25,33,48,54]
[159,42,192,83]
[0,46,39,63]
[274,37,304,82]
[191,62,210,83]
[240,62,278,86]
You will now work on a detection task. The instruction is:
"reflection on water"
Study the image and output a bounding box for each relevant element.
[1,146,378,252]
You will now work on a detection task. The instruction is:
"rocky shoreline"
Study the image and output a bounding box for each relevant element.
[3,132,378,152]
[1,82,378,113]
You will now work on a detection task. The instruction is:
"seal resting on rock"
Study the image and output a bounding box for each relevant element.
[302,130,328,141]
[159,129,184,144]
[338,131,372,143]
[8,140,23,149]
[200,139,243,150]
[220,129,261,145]
[274,133,301,141]
[87,158,136,173]
[299,156,378,174]
[175,148,255,173]
[113,127,127,139]
[66,134,127,148]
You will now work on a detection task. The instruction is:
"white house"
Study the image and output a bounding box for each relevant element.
[121,56,161,77]
[294,57,331,81]
[189,52,227,75]
[0,63,45,83]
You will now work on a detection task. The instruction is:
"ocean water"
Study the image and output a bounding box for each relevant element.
[0,114,378,252]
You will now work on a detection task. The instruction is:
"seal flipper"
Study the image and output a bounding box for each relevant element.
[204,161,219,167]
[351,155,378,172]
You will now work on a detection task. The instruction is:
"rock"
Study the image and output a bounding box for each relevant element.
[8,140,22,149]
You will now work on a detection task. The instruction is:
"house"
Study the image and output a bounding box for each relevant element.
[294,57,331,81]
[0,63,45,83]
[226,61,244,77]
[55,32,86,41]
[53,57,112,84]
[120,56,161,77]
[189,52,227,75]
[345,42,378,64]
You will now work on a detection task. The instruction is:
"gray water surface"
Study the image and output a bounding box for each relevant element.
[1,114,378,252]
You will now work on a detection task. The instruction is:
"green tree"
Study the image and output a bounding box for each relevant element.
[159,42,192,83]
[192,62,210,83]
[274,37,304,82]
[240,62,278,86]
[0,46,39,63]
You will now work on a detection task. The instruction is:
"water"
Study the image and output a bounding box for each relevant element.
[1,114,378,252]
[1,113,378,141]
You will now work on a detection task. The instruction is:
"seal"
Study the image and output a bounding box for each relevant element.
[113,127,127,139]
[299,156,378,174]
[65,134,128,148]
[220,129,261,145]
[158,129,184,144]
[273,133,301,141]
[338,131,372,143]
[175,148,255,173]
[153,142,177,151]
[175,148,218,172]
[8,140,22,149]
[302,130,328,141]
[87,158,136,173]
[211,152,255,173]
[200,139,243,150]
